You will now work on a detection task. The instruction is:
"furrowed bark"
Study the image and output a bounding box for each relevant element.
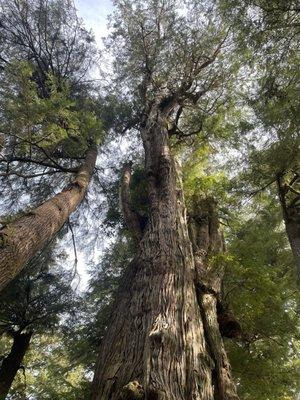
[0,331,32,400]
[0,145,97,292]
[92,106,238,399]
[188,198,240,400]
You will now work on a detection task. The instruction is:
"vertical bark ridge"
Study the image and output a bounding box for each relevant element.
[0,331,32,400]
[0,145,98,292]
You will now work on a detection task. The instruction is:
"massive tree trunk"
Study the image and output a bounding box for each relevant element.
[0,145,97,292]
[92,107,238,400]
[0,331,32,400]
[277,172,300,284]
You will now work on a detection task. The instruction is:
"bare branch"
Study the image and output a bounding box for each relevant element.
[0,156,78,173]
[0,169,68,179]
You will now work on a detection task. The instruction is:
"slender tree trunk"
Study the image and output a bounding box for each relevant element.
[285,220,300,281]
[92,108,238,400]
[0,145,97,292]
[0,331,32,400]
[277,175,300,284]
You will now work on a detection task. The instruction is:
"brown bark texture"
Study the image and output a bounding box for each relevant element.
[0,331,32,400]
[92,106,238,400]
[0,145,97,292]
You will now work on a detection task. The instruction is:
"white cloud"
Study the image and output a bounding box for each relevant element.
[74,0,113,49]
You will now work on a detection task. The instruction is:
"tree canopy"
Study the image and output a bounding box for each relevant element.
[0,0,299,399]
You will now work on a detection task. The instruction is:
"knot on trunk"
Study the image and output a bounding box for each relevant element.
[120,380,144,399]
[69,179,85,190]
[217,306,242,339]
[148,315,173,345]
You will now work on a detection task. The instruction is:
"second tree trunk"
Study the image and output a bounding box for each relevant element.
[0,331,32,400]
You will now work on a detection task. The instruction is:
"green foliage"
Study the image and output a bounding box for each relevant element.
[0,61,103,158]
[1,61,74,148]
[107,0,238,120]
[87,236,134,340]
[46,236,136,391]
[224,198,300,399]
[0,0,98,91]
[0,0,299,398]
[0,246,83,399]
[221,0,300,195]
[3,334,90,400]
[182,144,229,204]
[101,164,149,234]
[130,167,149,219]
[0,248,76,336]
